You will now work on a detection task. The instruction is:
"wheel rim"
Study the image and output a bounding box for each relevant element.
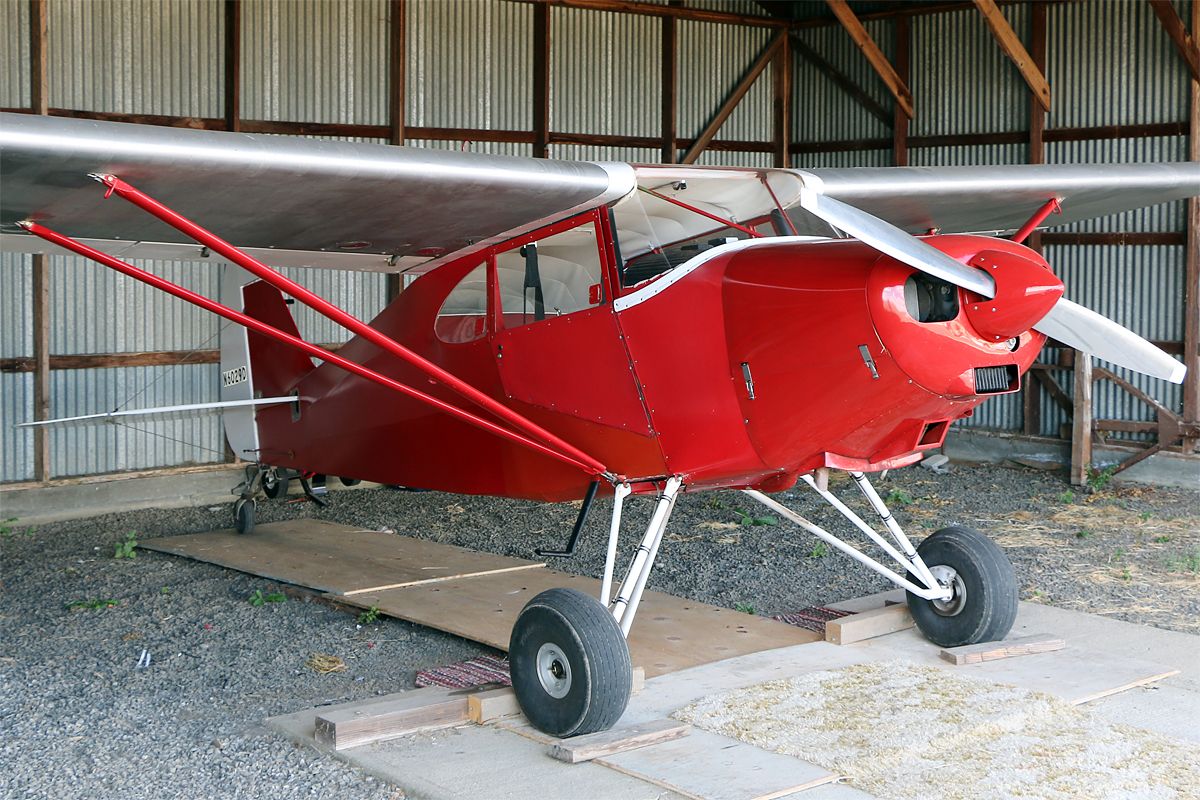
[929,564,967,616]
[535,642,573,699]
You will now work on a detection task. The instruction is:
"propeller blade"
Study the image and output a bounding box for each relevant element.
[796,186,1186,385]
[1033,299,1186,384]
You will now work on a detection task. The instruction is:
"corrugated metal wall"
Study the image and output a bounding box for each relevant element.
[0,0,1193,481]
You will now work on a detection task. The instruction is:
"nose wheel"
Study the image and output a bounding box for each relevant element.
[509,588,632,738]
[905,526,1018,647]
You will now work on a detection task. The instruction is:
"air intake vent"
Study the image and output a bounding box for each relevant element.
[974,365,1017,394]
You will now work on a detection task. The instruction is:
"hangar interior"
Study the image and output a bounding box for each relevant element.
[0,0,1197,491]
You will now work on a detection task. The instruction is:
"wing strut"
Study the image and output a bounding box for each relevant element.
[18,220,609,479]
[82,173,609,479]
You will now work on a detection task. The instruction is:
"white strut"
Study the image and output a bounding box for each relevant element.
[609,476,683,636]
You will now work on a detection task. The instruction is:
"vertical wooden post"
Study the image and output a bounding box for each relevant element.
[772,31,792,168]
[892,16,909,167]
[386,0,407,303]
[1022,1,1046,437]
[224,0,241,132]
[1070,353,1093,486]
[1183,0,1199,453]
[30,0,51,483]
[532,3,550,159]
[661,13,677,163]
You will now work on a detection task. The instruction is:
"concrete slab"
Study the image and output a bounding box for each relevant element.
[1088,684,1200,745]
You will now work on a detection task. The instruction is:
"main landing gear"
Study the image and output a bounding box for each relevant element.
[744,470,1018,648]
[510,479,679,738]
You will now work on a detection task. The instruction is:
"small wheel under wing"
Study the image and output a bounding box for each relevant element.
[234,498,256,535]
[262,468,289,499]
[906,525,1017,647]
[509,587,631,738]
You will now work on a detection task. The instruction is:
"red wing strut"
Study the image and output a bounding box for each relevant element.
[19,220,609,479]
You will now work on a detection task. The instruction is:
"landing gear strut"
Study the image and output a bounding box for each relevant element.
[509,478,681,738]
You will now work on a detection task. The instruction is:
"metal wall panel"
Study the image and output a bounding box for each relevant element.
[678,20,773,161]
[552,8,661,140]
[47,0,223,116]
[407,0,530,133]
[0,0,29,108]
[908,142,1026,167]
[794,148,892,169]
[1,373,33,483]
[1048,0,1190,129]
[792,19,893,144]
[242,0,388,124]
[48,364,224,478]
[0,252,32,359]
[910,5,1029,137]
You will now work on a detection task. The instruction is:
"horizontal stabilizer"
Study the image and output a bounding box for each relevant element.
[15,397,297,429]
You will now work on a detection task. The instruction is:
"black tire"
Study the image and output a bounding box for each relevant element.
[339,477,361,487]
[234,498,256,536]
[906,526,1017,647]
[262,469,288,499]
[509,588,632,738]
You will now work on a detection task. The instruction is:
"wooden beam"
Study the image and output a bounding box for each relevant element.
[973,0,1051,111]
[940,634,1065,665]
[661,10,677,163]
[1148,0,1200,83]
[826,0,914,119]
[1023,3,1045,440]
[532,2,551,158]
[0,345,343,374]
[893,16,910,165]
[790,34,891,126]
[682,31,785,165]
[1070,352,1093,486]
[548,719,690,764]
[1184,0,1200,453]
[314,687,470,750]
[522,0,786,29]
[386,0,406,304]
[1039,232,1186,246]
[29,0,49,482]
[825,604,913,645]
[772,31,791,167]
[224,0,240,132]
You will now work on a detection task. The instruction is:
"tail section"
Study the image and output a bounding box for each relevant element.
[219,265,315,461]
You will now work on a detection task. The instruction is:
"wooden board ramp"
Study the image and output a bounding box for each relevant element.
[143,521,819,678]
[940,633,1066,665]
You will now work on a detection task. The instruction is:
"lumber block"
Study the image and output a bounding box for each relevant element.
[939,634,1066,665]
[548,718,690,764]
[825,603,913,645]
[470,667,647,724]
[314,686,469,750]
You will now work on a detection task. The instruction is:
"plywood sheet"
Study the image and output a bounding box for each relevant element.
[343,570,820,678]
[141,519,545,595]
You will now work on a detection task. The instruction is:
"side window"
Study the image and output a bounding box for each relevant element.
[497,221,604,328]
[435,262,489,344]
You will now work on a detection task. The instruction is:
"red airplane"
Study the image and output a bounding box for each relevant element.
[2,112,1195,737]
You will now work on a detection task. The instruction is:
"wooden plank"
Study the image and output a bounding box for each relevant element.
[599,729,838,800]
[826,0,914,119]
[29,0,47,115]
[346,569,819,678]
[223,0,241,131]
[388,0,406,145]
[0,344,343,374]
[140,519,546,595]
[771,31,791,168]
[31,253,50,483]
[973,0,1051,111]
[824,603,913,645]
[314,686,469,750]
[532,2,550,158]
[1070,352,1093,486]
[524,0,787,29]
[682,32,784,164]
[1149,0,1200,83]
[548,718,689,764]
[661,11,677,163]
[940,634,1065,665]
[469,666,646,724]
[893,15,910,166]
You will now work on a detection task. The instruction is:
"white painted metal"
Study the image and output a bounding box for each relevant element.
[847,471,939,588]
[610,476,682,633]
[15,396,297,428]
[599,482,632,607]
[742,489,951,601]
[618,477,683,637]
[220,265,263,462]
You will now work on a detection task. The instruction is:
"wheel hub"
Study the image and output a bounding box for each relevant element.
[535,642,572,699]
[928,564,967,616]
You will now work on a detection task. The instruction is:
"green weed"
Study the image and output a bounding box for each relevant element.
[1087,465,1118,492]
[113,531,138,559]
[1075,529,1093,539]
[734,510,778,527]
[809,541,829,558]
[248,588,286,606]
[1059,489,1075,504]
[1,518,34,540]
[1166,550,1200,575]
[67,598,118,611]
[1152,535,1171,544]
[886,489,914,506]
[357,606,381,625]
[734,602,756,615]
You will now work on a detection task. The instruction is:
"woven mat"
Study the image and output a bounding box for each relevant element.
[415,654,511,689]
[771,606,852,634]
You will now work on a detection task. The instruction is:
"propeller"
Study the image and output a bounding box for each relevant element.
[797,188,1186,385]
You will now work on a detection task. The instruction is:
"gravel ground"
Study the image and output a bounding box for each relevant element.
[1,461,1197,799]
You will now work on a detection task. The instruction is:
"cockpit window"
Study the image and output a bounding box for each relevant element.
[497,221,604,328]
[435,262,488,343]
